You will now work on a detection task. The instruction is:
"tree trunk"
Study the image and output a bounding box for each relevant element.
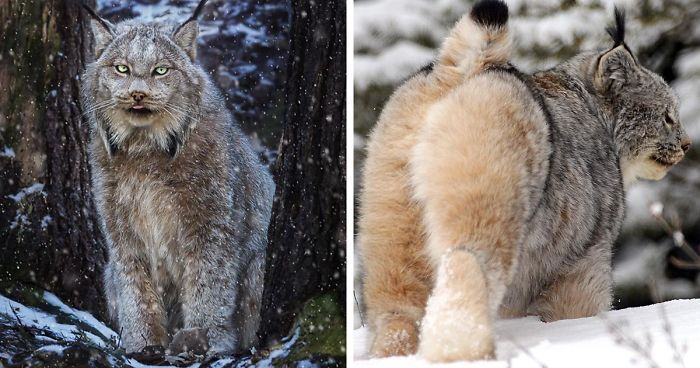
[0,0,107,319]
[258,0,346,344]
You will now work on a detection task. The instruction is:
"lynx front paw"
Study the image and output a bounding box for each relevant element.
[370,315,419,358]
[418,249,495,362]
[120,324,169,353]
[167,327,209,355]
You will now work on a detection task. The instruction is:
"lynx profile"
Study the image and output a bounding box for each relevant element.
[358,0,690,362]
[80,2,274,354]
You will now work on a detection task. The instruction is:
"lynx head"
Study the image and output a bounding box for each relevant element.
[593,8,690,184]
[81,1,208,158]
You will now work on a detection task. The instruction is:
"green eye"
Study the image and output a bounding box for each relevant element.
[115,65,129,73]
[154,66,169,76]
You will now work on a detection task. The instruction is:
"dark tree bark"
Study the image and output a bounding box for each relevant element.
[258,0,346,344]
[0,0,107,319]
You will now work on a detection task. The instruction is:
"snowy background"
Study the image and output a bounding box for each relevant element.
[354,0,700,308]
[354,0,700,365]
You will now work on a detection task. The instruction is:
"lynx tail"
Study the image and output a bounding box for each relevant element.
[437,0,511,76]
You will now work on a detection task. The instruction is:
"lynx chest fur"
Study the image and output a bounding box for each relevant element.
[92,127,231,278]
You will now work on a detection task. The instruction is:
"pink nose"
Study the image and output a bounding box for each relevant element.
[131,91,146,102]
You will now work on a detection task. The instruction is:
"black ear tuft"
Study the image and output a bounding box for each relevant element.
[81,1,114,35]
[173,0,208,36]
[606,7,626,47]
[470,0,509,28]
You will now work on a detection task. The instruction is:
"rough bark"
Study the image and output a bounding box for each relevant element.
[258,0,346,344]
[0,0,107,319]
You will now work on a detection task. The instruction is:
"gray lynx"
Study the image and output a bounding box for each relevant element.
[80,2,274,354]
[358,0,690,362]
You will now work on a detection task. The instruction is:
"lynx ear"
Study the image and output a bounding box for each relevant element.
[81,3,115,58]
[595,45,639,94]
[595,7,639,93]
[172,20,199,61]
[172,0,207,61]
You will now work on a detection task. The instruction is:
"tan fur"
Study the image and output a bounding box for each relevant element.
[418,249,494,362]
[410,73,549,361]
[358,11,517,359]
[360,3,689,363]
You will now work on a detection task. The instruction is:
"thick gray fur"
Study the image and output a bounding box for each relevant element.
[498,44,689,317]
[80,8,274,354]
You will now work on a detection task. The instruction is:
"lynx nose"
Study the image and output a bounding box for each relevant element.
[131,91,147,103]
[680,133,692,152]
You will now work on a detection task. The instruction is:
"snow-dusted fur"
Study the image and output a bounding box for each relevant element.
[358,0,690,362]
[80,6,274,354]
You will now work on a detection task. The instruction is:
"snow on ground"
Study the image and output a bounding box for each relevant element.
[0,291,305,367]
[354,299,700,367]
[0,293,111,349]
[42,291,119,342]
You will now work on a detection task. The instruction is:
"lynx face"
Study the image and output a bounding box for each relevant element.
[84,18,203,156]
[596,46,691,182]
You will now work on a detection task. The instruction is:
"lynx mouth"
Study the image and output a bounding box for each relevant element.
[127,106,156,116]
[650,154,680,167]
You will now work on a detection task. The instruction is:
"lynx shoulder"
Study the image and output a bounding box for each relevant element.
[358,0,690,362]
[80,2,274,354]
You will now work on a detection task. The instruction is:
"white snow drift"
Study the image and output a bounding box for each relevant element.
[354,298,700,367]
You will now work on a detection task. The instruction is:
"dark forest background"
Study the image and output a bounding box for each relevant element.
[0,0,346,366]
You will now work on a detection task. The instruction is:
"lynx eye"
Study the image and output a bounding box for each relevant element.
[153,66,169,76]
[115,65,129,74]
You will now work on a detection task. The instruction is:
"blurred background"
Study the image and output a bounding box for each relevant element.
[353,0,700,319]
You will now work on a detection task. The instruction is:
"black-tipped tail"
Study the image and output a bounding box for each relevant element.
[606,7,626,46]
[470,0,509,28]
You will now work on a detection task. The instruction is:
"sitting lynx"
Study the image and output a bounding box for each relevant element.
[80,1,274,354]
[358,0,690,362]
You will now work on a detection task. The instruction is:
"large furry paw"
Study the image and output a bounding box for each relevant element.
[370,315,419,358]
[418,249,495,362]
[167,328,209,356]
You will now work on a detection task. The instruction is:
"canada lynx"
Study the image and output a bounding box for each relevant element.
[80,2,274,354]
[358,0,690,362]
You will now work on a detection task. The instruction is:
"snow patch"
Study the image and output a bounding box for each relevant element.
[7,183,46,203]
[0,294,110,348]
[43,291,119,342]
[354,299,700,367]
[0,146,15,158]
[355,41,434,91]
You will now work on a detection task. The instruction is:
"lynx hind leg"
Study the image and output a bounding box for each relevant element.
[410,76,549,362]
[359,167,432,358]
[534,245,612,322]
[369,313,420,358]
[359,104,435,357]
[232,253,265,352]
[419,249,494,361]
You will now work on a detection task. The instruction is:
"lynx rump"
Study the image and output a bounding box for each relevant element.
[358,0,690,362]
[80,2,274,354]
